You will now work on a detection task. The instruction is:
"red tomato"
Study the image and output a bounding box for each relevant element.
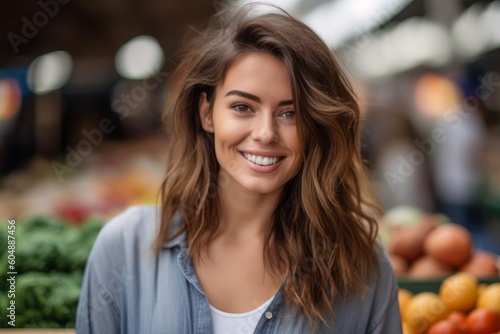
[448,311,467,325]
[465,309,500,334]
[428,319,468,334]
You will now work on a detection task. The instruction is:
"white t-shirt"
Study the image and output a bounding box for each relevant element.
[210,295,274,334]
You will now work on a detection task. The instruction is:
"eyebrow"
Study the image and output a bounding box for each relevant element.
[224,90,293,107]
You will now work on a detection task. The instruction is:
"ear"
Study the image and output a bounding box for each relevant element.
[199,92,214,133]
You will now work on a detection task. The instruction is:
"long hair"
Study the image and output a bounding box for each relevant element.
[155,4,381,326]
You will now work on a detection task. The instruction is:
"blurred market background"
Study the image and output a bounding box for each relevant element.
[1,0,500,330]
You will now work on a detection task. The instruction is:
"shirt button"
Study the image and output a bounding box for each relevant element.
[265,311,273,319]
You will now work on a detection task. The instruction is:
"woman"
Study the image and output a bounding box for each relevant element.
[76,5,402,333]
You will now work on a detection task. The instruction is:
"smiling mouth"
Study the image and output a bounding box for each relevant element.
[242,153,282,166]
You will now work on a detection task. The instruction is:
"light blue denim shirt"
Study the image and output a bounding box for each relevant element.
[76,206,402,333]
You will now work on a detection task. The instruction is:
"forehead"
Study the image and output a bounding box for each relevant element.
[218,52,292,98]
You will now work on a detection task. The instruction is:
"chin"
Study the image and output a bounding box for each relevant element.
[239,180,283,195]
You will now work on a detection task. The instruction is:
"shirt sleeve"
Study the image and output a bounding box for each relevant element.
[76,249,121,334]
[75,208,136,333]
[367,246,403,334]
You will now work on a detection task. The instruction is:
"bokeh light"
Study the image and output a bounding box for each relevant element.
[27,50,73,94]
[115,35,164,80]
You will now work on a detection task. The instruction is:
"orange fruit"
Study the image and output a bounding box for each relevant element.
[465,308,500,334]
[399,289,414,315]
[404,292,450,334]
[402,321,417,334]
[477,283,487,297]
[439,272,478,312]
[476,283,500,314]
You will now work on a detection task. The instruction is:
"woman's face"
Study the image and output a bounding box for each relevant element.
[199,52,303,196]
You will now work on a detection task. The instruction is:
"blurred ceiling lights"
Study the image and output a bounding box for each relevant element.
[115,35,165,80]
[237,0,302,13]
[239,0,413,47]
[303,0,413,47]
[27,51,73,95]
[452,2,500,60]
[352,18,451,79]
[239,0,500,80]
[353,0,500,79]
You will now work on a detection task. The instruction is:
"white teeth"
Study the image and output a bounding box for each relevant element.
[243,153,280,166]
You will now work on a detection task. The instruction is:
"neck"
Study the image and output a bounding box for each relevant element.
[215,171,282,240]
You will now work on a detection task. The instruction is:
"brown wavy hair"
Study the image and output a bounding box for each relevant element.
[156,4,381,326]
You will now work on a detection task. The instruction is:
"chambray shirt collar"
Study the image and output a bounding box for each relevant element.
[162,213,186,249]
[162,230,186,249]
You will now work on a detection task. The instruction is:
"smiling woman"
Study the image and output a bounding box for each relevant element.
[199,52,303,196]
[76,4,402,333]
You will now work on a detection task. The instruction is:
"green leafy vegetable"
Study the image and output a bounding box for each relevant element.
[0,216,103,328]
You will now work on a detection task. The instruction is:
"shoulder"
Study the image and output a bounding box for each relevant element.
[77,206,175,331]
[276,243,402,333]
[365,242,402,333]
[88,205,186,271]
[329,243,401,333]
[365,242,398,301]
[374,242,395,280]
[93,205,160,251]
[86,205,165,276]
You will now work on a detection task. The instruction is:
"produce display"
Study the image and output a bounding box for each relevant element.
[0,136,166,223]
[0,138,164,328]
[0,215,103,328]
[381,206,500,279]
[399,273,500,334]
[384,206,500,334]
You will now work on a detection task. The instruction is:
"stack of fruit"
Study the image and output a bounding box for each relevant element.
[399,273,500,334]
[381,206,499,278]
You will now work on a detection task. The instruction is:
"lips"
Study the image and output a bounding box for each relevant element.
[242,152,282,166]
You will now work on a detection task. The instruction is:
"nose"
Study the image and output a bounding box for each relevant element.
[251,112,279,145]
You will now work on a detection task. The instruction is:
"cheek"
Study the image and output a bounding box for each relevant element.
[213,112,250,150]
[283,127,303,154]
[214,122,244,148]
[287,131,304,171]
[212,119,246,170]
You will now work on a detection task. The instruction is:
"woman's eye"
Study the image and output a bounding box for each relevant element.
[282,110,295,119]
[232,104,250,113]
